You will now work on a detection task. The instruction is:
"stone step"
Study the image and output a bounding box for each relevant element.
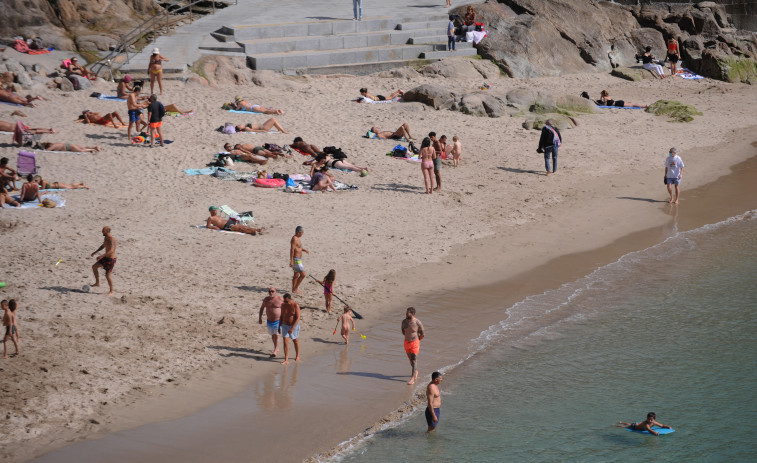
[249,43,448,70]
[409,35,448,44]
[199,35,244,53]
[210,31,234,42]
[396,20,449,31]
[421,48,478,59]
[241,28,457,55]
[233,15,447,41]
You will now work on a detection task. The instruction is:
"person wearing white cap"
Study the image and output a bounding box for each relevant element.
[148,48,169,96]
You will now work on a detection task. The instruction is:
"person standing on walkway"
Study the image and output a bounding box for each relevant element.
[401,307,425,385]
[148,48,169,95]
[352,0,363,21]
[664,147,685,204]
[447,15,456,51]
[537,119,562,176]
[290,226,309,294]
[425,372,443,432]
[146,94,166,147]
[259,287,283,358]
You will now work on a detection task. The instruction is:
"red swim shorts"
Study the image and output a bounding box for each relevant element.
[149,121,162,128]
[404,339,420,355]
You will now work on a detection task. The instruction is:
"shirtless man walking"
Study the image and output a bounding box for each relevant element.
[91,226,117,295]
[127,85,148,141]
[258,287,283,358]
[289,226,309,294]
[401,307,425,385]
[279,293,301,365]
[425,372,443,432]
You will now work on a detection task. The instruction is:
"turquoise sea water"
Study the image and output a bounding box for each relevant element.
[339,211,757,462]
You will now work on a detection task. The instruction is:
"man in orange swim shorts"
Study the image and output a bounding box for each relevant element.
[401,307,425,385]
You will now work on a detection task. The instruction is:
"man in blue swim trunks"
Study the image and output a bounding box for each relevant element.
[126,85,148,142]
[425,371,443,432]
[279,293,301,365]
[259,286,283,358]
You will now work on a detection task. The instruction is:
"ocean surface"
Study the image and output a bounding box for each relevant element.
[337,210,757,462]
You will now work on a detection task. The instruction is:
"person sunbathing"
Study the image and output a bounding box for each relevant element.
[229,97,284,115]
[370,123,414,140]
[598,90,648,108]
[234,117,288,133]
[19,174,43,202]
[358,88,403,102]
[310,167,337,192]
[80,110,126,128]
[207,206,265,235]
[224,143,282,160]
[0,89,41,107]
[310,153,368,175]
[34,175,89,190]
[221,143,268,165]
[0,121,55,134]
[290,137,322,156]
[40,142,101,152]
[164,104,193,115]
[0,183,20,208]
[66,57,93,79]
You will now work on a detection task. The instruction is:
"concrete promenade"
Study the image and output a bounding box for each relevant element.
[120,0,485,73]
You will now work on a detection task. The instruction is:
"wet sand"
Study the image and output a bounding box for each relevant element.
[27,141,757,463]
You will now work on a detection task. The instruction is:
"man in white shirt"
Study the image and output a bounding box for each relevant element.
[664,147,685,204]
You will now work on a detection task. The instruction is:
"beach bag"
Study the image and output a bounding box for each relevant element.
[286,177,296,188]
[408,141,420,155]
[222,123,235,134]
[392,144,408,157]
[264,143,282,153]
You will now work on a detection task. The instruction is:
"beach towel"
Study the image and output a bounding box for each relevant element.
[364,131,407,142]
[677,68,704,80]
[291,178,357,193]
[183,167,235,176]
[228,109,265,115]
[357,97,401,104]
[597,105,645,110]
[166,111,195,117]
[12,39,51,55]
[191,224,247,236]
[0,101,25,107]
[8,193,65,209]
[96,94,127,102]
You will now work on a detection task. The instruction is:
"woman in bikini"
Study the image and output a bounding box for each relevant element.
[148,48,169,95]
[231,97,284,115]
[234,117,288,133]
[598,90,647,108]
[315,269,336,314]
[40,142,101,152]
[34,175,89,190]
[419,136,435,194]
[309,154,368,176]
[80,110,126,128]
[666,37,681,76]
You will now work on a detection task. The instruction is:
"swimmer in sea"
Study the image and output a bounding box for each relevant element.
[616,412,671,436]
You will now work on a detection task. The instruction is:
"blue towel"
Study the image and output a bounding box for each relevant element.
[229,109,265,115]
[183,167,235,176]
[98,95,127,102]
[597,105,644,110]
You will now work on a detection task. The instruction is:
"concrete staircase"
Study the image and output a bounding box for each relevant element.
[200,15,477,75]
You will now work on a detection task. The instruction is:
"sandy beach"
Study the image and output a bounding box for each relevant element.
[2,45,757,462]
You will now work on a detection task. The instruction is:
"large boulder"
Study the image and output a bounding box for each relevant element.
[403,84,457,110]
[75,34,118,52]
[522,114,577,130]
[422,59,486,79]
[505,88,555,110]
[453,92,507,118]
[375,67,420,79]
[68,74,91,90]
[611,66,659,82]
[554,94,599,114]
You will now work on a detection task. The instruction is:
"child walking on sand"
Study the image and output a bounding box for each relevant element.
[2,299,20,358]
[317,269,336,313]
[334,307,356,344]
[447,135,462,167]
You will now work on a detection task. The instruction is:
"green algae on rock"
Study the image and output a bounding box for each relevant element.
[646,100,703,123]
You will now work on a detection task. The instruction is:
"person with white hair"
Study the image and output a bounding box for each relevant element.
[147,48,169,95]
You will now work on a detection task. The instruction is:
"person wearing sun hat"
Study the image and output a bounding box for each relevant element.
[148,48,169,95]
[117,74,134,99]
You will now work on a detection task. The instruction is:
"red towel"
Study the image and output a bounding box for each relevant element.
[12,39,50,55]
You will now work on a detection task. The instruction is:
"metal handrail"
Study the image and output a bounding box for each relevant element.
[90,0,230,75]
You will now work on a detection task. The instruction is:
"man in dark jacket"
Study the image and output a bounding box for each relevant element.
[146,94,166,147]
[537,119,562,176]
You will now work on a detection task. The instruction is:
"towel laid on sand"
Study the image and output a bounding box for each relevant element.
[191,224,247,235]
[228,109,265,115]
[677,68,704,80]
[357,97,401,104]
[597,105,645,110]
[8,193,65,209]
[166,111,195,117]
[96,94,127,102]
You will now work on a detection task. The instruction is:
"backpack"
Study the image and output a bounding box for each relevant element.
[323,146,347,160]
[407,141,420,155]
[392,144,408,157]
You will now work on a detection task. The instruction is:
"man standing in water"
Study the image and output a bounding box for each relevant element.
[280,293,301,365]
[664,147,685,204]
[91,226,117,295]
[425,372,443,432]
[259,287,283,358]
[289,226,309,294]
[401,307,424,385]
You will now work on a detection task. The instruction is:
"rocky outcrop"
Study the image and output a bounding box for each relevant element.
[0,0,159,52]
[464,0,757,83]
[403,84,458,110]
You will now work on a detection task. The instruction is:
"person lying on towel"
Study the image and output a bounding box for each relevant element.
[207,206,265,235]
